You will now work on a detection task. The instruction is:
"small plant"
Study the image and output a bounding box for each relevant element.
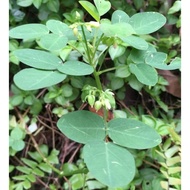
[9,0,181,188]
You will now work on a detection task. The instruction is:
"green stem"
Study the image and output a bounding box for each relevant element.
[98,66,118,75]
[28,132,63,176]
[81,25,103,91]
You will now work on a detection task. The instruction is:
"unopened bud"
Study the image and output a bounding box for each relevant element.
[94,100,102,111]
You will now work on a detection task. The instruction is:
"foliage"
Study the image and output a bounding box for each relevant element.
[9,0,181,189]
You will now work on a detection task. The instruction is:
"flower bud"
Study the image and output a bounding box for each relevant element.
[87,95,95,107]
[94,100,102,111]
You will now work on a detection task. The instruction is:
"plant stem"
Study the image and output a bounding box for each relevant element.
[81,25,103,91]
[28,132,63,176]
[98,66,118,75]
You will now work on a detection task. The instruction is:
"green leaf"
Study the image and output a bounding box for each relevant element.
[100,22,135,37]
[46,20,70,35]
[83,141,135,187]
[146,54,181,70]
[108,118,162,149]
[38,163,52,173]
[38,34,68,51]
[168,1,181,14]
[129,12,166,34]
[21,158,38,169]
[109,45,125,60]
[11,127,24,140]
[47,0,60,12]
[94,0,111,16]
[14,69,67,90]
[57,61,94,76]
[13,49,62,70]
[129,64,158,86]
[69,174,85,190]
[10,95,23,106]
[17,0,33,7]
[23,179,31,189]
[33,0,42,9]
[79,1,100,21]
[62,163,78,176]
[16,166,32,174]
[33,168,45,177]
[57,110,105,144]
[121,35,148,50]
[115,65,131,78]
[111,77,124,90]
[111,10,130,24]
[11,139,25,151]
[133,0,144,10]
[129,45,157,64]
[26,174,36,183]
[9,24,49,40]
[127,75,144,91]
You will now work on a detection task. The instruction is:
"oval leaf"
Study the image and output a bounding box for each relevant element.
[145,53,181,70]
[109,45,125,60]
[13,49,62,70]
[111,10,130,24]
[79,1,100,21]
[121,35,148,50]
[108,118,162,149]
[57,111,105,144]
[57,61,94,76]
[9,24,49,40]
[83,141,135,187]
[46,20,70,35]
[129,12,166,34]
[100,22,135,37]
[94,0,111,16]
[14,68,66,90]
[38,34,68,51]
[129,63,158,86]
[129,45,157,64]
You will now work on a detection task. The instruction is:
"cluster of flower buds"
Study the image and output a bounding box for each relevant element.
[81,85,115,111]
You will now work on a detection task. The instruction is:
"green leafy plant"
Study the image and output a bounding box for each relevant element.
[9,0,181,188]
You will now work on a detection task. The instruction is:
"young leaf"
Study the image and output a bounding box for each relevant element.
[111,10,130,24]
[108,45,125,60]
[46,20,70,35]
[38,34,68,51]
[57,110,105,144]
[9,24,49,40]
[79,1,100,21]
[83,141,135,187]
[121,35,148,50]
[57,61,94,76]
[13,49,63,70]
[129,64,158,86]
[129,12,166,34]
[94,0,111,16]
[108,118,162,149]
[115,65,131,78]
[14,69,67,90]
